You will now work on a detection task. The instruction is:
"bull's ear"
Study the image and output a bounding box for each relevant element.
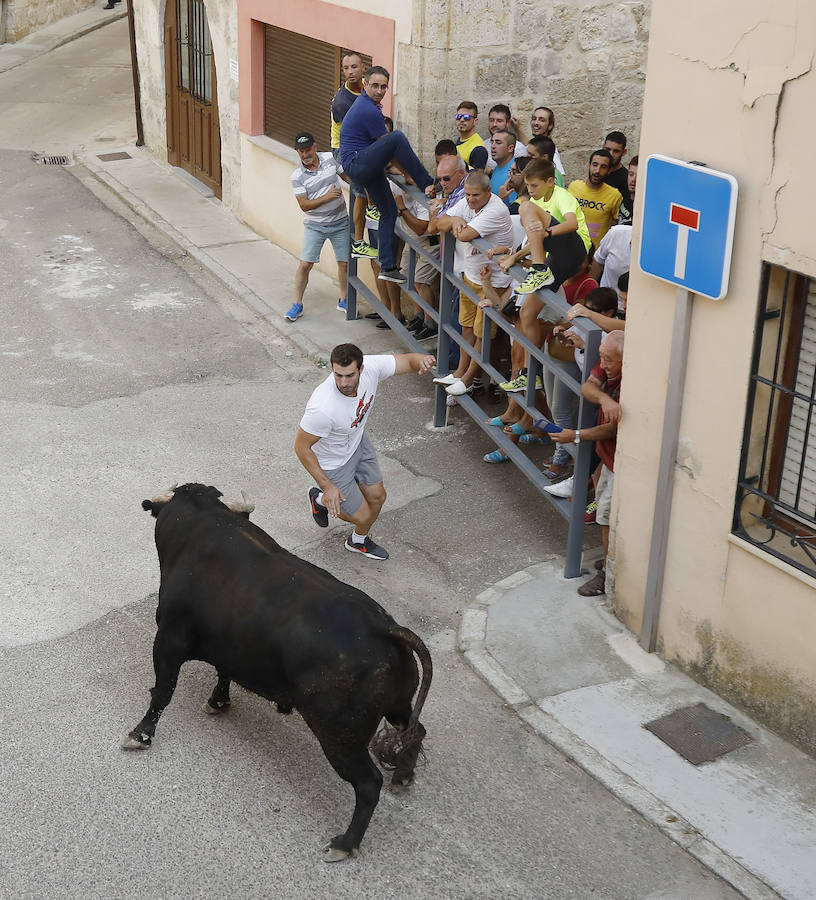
[142,487,176,517]
[141,499,164,517]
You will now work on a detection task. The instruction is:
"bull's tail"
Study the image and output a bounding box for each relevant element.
[371,625,433,775]
[389,624,433,728]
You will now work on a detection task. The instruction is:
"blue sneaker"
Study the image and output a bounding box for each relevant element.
[284,302,303,322]
[337,297,347,312]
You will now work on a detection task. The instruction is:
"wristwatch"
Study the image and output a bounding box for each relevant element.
[573,430,581,444]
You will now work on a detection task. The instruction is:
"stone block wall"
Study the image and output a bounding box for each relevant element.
[397,0,650,180]
[1,0,94,43]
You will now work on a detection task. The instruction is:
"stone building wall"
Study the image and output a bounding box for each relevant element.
[396,0,650,179]
[1,0,94,43]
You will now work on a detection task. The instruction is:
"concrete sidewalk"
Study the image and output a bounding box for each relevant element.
[73,139,816,899]
[462,559,816,900]
[80,145,396,363]
[0,4,126,74]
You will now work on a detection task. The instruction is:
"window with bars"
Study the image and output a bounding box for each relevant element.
[262,26,371,150]
[176,0,213,103]
[733,263,816,576]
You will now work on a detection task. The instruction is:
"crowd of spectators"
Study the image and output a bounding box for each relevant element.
[288,54,635,596]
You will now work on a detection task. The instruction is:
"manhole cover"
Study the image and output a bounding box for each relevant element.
[643,703,753,765]
[33,154,71,166]
[97,152,132,162]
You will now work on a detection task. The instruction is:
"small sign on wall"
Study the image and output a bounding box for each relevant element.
[230,58,239,83]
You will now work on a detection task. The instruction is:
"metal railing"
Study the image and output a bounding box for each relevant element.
[346,180,603,577]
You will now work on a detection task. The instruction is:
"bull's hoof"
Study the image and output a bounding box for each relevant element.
[322,841,359,863]
[203,699,231,715]
[121,731,151,750]
[391,770,415,792]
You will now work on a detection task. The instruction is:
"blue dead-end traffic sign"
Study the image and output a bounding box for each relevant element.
[639,155,738,300]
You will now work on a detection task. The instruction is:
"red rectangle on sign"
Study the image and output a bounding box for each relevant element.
[670,203,700,230]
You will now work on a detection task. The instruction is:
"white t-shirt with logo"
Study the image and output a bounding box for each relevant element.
[446,192,515,287]
[299,354,397,470]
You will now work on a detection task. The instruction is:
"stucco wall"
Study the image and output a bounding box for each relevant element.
[612,1,816,751]
[2,0,93,43]
[397,0,649,180]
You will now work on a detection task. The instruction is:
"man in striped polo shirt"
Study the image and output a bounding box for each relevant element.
[285,132,350,322]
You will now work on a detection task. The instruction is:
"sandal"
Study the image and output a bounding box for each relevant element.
[519,433,551,446]
[543,464,571,481]
[486,416,513,427]
[503,423,527,436]
[483,449,510,463]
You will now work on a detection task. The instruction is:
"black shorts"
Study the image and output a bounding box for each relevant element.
[543,217,588,290]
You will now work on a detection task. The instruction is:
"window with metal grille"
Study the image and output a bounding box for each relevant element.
[263,26,370,150]
[176,0,213,104]
[733,263,816,576]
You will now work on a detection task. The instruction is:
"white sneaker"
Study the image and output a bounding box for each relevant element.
[445,379,471,396]
[433,373,458,386]
[543,474,574,498]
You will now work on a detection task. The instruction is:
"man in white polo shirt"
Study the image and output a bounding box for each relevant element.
[285,132,350,322]
[294,343,436,561]
[431,170,514,396]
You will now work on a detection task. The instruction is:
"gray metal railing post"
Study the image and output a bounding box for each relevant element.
[346,189,358,321]
[433,232,456,427]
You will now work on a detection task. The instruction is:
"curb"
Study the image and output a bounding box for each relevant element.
[0,9,127,75]
[78,151,330,366]
[459,577,781,900]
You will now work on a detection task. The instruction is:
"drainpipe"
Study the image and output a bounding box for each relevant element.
[127,0,144,146]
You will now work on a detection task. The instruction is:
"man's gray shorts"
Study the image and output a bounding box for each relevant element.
[324,432,383,517]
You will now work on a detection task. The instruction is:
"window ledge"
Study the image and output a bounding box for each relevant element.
[246,133,299,165]
[727,532,816,589]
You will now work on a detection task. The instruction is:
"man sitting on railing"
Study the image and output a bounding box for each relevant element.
[550,329,624,597]
[340,65,433,285]
[429,171,515,399]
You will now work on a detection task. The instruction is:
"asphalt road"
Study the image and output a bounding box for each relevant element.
[0,23,739,899]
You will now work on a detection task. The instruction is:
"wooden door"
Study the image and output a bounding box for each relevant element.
[164,0,222,198]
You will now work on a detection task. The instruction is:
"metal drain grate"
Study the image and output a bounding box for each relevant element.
[33,154,71,166]
[644,702,753,765]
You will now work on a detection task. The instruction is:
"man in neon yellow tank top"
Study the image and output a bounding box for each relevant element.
[454,101,491,170]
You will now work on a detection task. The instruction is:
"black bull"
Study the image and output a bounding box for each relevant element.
[123,483,432,860]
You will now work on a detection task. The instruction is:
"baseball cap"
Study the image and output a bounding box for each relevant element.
[294,132,315,149]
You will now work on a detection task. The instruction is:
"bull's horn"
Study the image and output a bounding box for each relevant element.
[219,491,255,514]
[150,485,177,504]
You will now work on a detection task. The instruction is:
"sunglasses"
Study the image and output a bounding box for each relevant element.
[455,113,474,121]
[439,175,457,182]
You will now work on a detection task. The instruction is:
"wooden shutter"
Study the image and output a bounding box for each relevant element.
[264,26,340,149]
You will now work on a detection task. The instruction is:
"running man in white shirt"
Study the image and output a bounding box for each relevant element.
[294,343,436,560]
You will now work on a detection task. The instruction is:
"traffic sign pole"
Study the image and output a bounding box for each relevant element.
[640,286,694,652]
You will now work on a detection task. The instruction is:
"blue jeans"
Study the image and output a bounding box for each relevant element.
[344,131,432,270]
[544,360,581,467]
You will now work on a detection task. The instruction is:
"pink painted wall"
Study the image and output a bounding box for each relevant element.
[238,0,395,135]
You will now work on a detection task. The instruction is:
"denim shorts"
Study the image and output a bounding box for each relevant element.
[301,219,350,264]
